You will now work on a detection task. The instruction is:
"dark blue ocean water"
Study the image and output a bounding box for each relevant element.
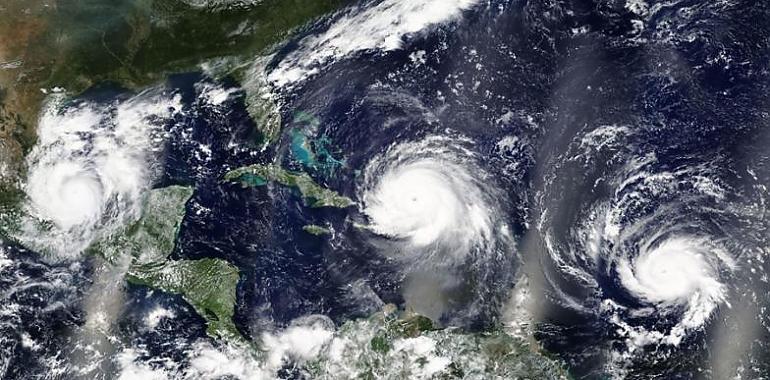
[4,0,770,379]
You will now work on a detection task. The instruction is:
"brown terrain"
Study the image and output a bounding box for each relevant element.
[0,0,352,189]
[0,1,55,185]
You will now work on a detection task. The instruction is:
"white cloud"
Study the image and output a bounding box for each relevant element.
[269,0,481,87]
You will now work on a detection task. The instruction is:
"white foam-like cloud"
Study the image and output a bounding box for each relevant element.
[179,0,262,9]
[261,319,335,370]
[186,342,268,379]
[360,136,499,262]
[146,307,176,329]
[268,0,480,87]
[115,317,337,380]
[20,91,182,258]
[616,236,733,345]
[618,237,726,306]
[116,349,170,380]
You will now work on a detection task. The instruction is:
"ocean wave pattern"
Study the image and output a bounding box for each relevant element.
[3,0,770,379]
[261,0,770,377]
[268,0,482,87]
[538,127,765,376]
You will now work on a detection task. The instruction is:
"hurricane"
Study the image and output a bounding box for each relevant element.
[354,134,517,324]
[4,0,770,379]
[616,236,731,338]
[536,122,767,377]
[19,90,182,258]
[360,136,501,262]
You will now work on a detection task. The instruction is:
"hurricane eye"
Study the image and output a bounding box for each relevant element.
[360,137,499,260]
[18,94,179,257]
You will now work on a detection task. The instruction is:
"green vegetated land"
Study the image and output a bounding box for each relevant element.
[0,0,351,187]
[0,0,355,343]
[304,307,571,380]
[303,224,332,236]
[0,4,575,376]
[128,258,241,340]
[35,0,349,91]
[225,163,355,208]
[93,185,243,341]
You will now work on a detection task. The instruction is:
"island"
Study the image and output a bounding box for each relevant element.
[224,163,355,208]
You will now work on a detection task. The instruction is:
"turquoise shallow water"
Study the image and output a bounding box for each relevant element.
[3,0,770,379]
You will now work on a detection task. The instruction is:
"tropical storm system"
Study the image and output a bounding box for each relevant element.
[0,0,768,379]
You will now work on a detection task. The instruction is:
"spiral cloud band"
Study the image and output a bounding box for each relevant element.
[359,135,506,264]
[614,234,732,345]
[543,131,742,372]
[20,91,182,257]
[617,237,727,307]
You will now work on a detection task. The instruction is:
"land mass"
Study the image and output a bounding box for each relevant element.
[304,307,570,379]
[93,185,244,341]
[225,163,355,208]
[0,0,351,188]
